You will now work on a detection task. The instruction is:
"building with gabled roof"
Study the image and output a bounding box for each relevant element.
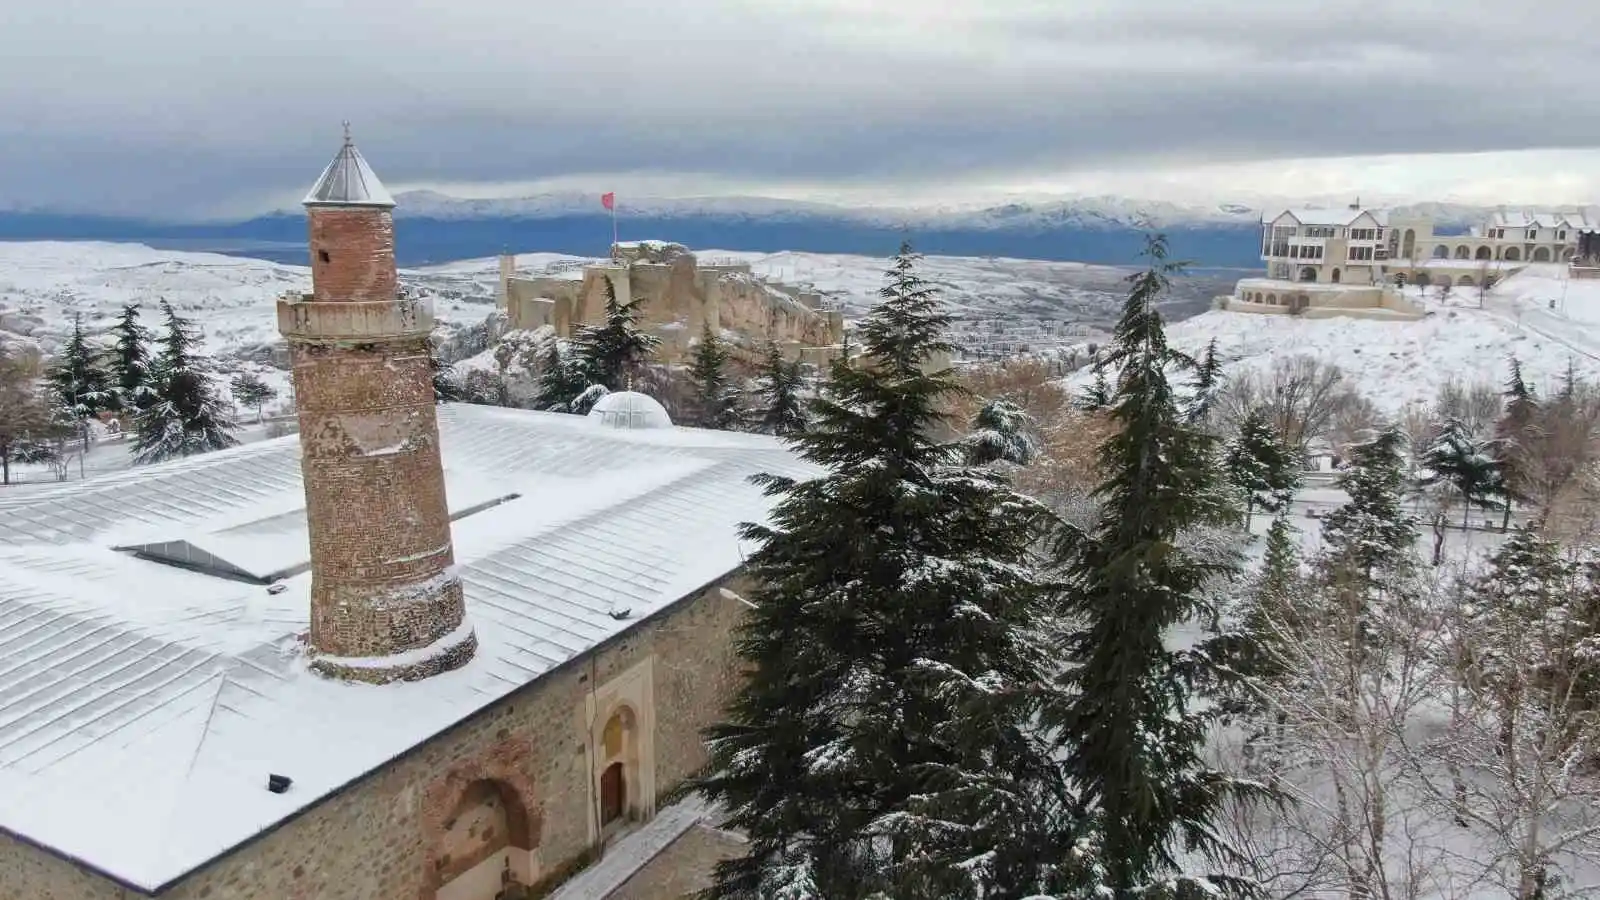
[1221,203,1600,317]
[0,131,783,900]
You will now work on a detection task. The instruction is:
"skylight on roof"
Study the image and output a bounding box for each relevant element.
[114,492,523,585]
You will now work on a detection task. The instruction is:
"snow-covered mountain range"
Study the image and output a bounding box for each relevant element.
[328,190,1511,232]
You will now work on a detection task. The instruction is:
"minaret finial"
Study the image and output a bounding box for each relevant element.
[342,121,352,145]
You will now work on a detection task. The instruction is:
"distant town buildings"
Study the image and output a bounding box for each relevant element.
[1219,205,1600,317]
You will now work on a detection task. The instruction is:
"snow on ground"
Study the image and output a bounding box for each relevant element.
[0,241,500,360]
[1154,264,1600,413]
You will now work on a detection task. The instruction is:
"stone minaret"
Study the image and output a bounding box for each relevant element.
[278,126,475,683]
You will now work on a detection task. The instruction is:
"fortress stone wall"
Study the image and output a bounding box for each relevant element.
[502,242,844,366]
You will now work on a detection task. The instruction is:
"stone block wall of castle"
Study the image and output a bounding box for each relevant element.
[503,254,843,365]
[0,576,750,900]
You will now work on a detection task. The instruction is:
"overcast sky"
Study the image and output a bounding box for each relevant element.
[5,0,1600,218]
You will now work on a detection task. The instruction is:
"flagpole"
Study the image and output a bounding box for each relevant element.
[611,204,618,251]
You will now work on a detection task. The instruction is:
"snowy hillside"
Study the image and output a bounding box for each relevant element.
[1156,263,1600,412]
[0,242,503,360]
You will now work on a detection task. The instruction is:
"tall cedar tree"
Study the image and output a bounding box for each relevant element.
[1223,406,1299,528]
[751,341,808,436]
[570,276,660,391]
[45,313,113,451]
[131,300,238,464]
[1231,514,1303,698]
[530,340,585,412]
[1317,426,1418,633]
[1189,337,1224,425]
[1420,417,1504,529]
[229,371,277,422]
[1047,234,1249,895]
[108,303,156,413]
[1494,357,1538,529]
[699,243,1084,899]
[687,323,742,429]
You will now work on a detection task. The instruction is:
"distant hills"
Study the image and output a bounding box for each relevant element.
[0,193,1509,269]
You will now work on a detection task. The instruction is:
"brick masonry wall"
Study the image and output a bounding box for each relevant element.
[291,337,465,661]
[308,207,398,303]
[0,578,749,900]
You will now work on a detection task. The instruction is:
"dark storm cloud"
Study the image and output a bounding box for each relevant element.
[2,0,1597,215]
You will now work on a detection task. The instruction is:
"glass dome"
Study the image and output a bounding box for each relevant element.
[586,391,673,429]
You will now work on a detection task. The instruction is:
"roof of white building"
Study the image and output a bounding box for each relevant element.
[302,128,396,208]
[0,403,809,892]
[1273,208,1389,227]
[1487,210,1600,231]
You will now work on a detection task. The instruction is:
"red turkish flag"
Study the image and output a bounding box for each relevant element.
[601,192,615,211]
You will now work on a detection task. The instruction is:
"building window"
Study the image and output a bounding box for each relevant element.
[600,763,625,826]
[1528,229,1538,240]
[318,250,330,263]
[1347,246,1373,261]
[1350,228,1377,241]
[1559,231,1567,240]
[1490,228,1506,239]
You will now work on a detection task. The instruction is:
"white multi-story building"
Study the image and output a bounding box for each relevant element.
[1223,205,1600,317]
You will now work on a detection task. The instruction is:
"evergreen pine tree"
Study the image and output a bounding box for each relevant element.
[532,339,590,412]
[751,341,808,437]
[107,302,156,413]
[1235,514,1302,688]
[1047,235,1249,895]
[1494,356,1539,530]
[45,313,113,452]
[687,322,741,430]
[131,300,238,465]
[963,398,1038,466]
[1420,417,1503,529]
[1077,367,1112,413]
[228,371,277,422]
[1188,337,1224,425]
[699,243,1084,899]
[570,276,660,391]
[1318,425,1418,606]
[1223,405,1299,528]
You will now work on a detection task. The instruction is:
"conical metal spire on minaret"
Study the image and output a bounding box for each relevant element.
[302,122,396,208]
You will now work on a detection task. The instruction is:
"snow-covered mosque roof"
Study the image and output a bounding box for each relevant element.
[0,403,809,892]
[301,127,395,208]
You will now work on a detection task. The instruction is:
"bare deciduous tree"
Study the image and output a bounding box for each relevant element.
[1432,378,1503,442]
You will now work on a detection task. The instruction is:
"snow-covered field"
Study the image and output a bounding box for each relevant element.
[1156,263,1600,413]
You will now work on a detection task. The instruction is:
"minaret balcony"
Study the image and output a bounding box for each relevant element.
[277,292,435,344]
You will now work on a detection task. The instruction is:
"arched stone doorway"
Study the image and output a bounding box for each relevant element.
[1455,245,1471,260]
[1476,246,1492,260]
[1266,293,1278,305]
[597,706,639,834]
[1534,247,1552,262]
[1504,247,1522,262]
[1433,245,1450,259]
[1403,229,1416,260]
[1331,268,1341,283]
[433,779,538,900]
[1458,275,1475,287]
[1299,266,1318,282]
